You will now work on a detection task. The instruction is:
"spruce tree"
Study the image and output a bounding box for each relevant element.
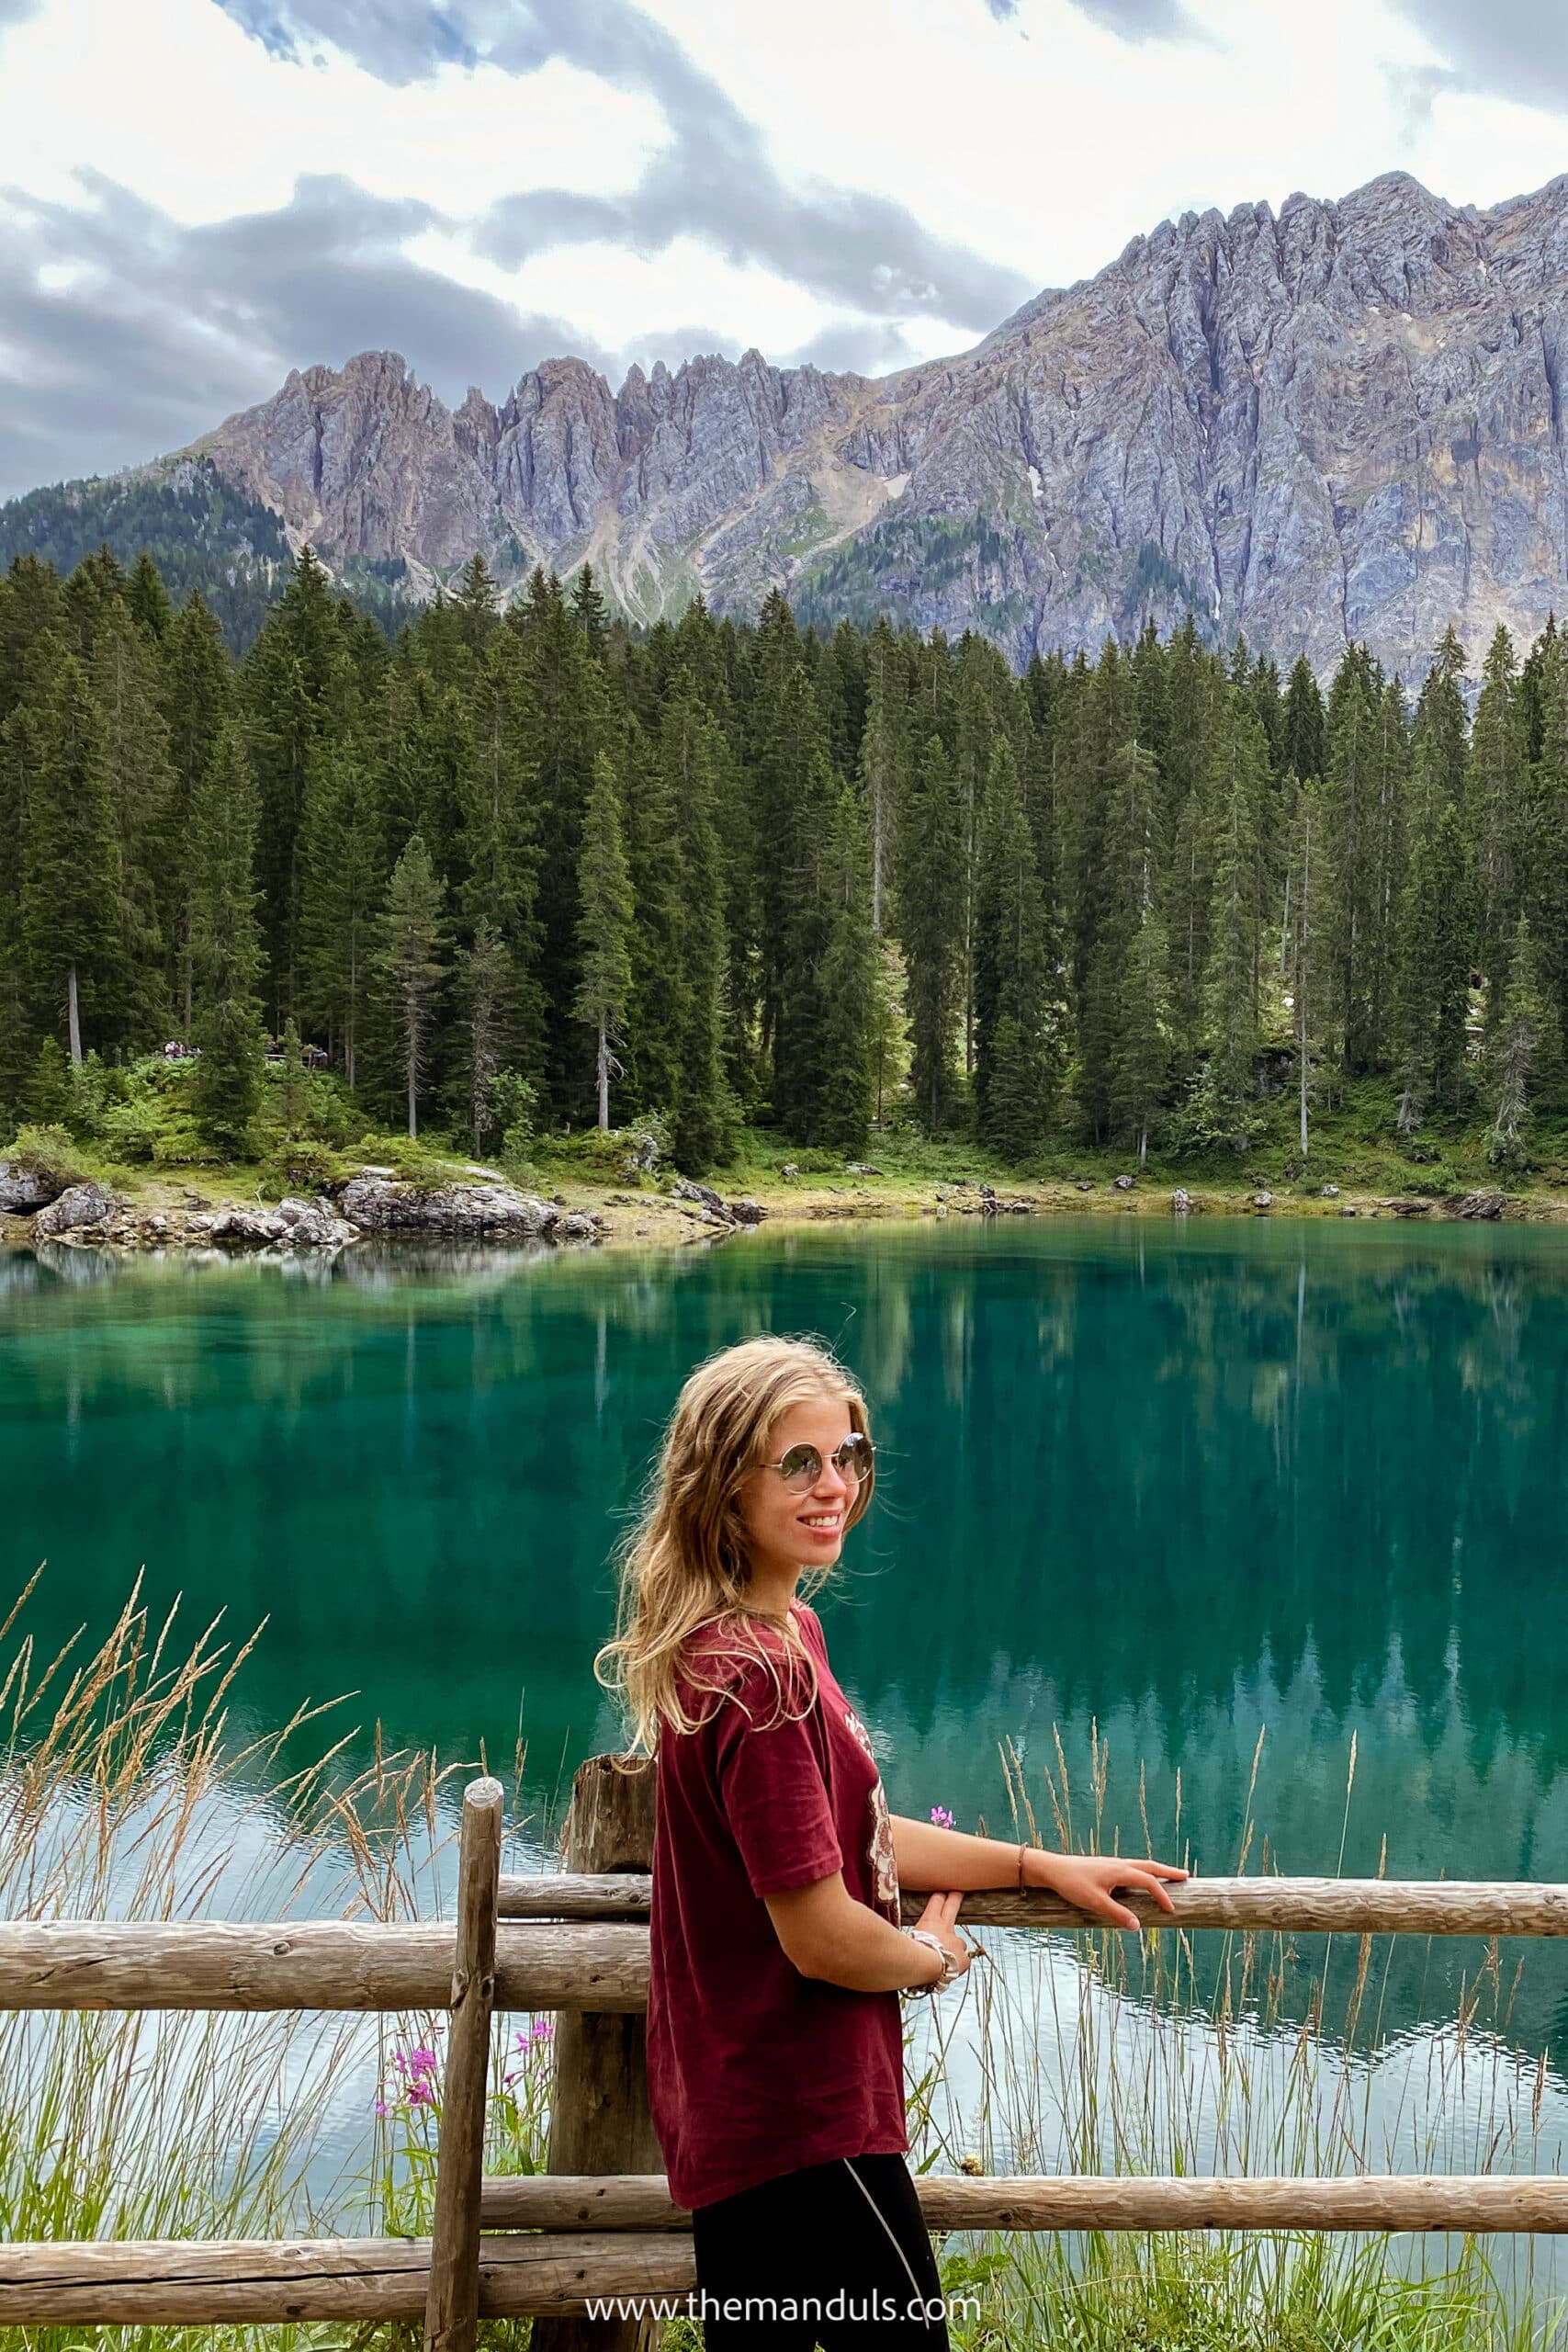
[1393,800,1474,1130]
[1109,910,1171,1163]
[661,691,733,1172]
[299,734,386,1090]
[812,781,876,1154]
[186,721,267,1155]
[898,732,964,1129]
[18,635,120,1066]
[375,835,446,1141]
[160,594,235,1033]
[1197,706,1263,1150]
[573,756,634,1131]
[1470,626,1529,1011]
[857,620,907,936]
[1281,655,1326,783]
[1485,915,1559,1168]
[974,739,1057,1154]
[93,600,173,1042]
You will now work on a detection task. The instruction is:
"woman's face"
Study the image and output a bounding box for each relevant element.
[737,1395,862,1588]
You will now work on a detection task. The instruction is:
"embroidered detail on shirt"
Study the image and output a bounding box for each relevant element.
[843,1707,900,1919]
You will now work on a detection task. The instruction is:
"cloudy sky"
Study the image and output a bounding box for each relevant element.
[1,0,1565,499]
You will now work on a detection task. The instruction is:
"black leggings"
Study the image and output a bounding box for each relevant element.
[691,2154,950,2349]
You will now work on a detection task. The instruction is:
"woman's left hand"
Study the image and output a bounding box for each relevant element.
[1023,1848,1188,1930]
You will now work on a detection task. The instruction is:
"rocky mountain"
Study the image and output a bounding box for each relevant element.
[9,170,1568,677]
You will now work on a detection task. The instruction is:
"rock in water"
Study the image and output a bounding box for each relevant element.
[338,1175,570,1238]
[32,1182,117,1236]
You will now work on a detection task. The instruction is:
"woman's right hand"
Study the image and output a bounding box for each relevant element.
[914,1891,974,1982]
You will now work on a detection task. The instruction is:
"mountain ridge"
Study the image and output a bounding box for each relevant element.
[9,168,1568,676]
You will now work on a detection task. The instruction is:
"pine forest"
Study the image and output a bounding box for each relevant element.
[3,539,1566,1186]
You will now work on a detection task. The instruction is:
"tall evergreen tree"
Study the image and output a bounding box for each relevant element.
[1485,915,1559,1169]
[898,733,964,1129]
[1393,799,1474,1129]
[186,721,267,1153]
[1109,910,1171,1163]
[375,834,446,1140]
[573,756,634,1131]
[299,734,386,1089]
[18,635,120,1065]
[661,691,733,1171]
[974,739,1057,1155]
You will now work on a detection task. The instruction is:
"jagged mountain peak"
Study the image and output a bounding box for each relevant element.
[11,170,1568,679]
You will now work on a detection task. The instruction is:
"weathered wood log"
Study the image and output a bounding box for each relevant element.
[6,1877,1565,2022]
[501,1875,654,1920]
[485,2171,1568,2235]
[8,2173,1568,2324]
[0,1918,649,2012]
[505,1872,1568,1939]
[533,1754,661,2352]
[425,1777,503,2352]
[0,2233,694,2324]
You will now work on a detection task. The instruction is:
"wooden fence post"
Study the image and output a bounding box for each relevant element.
[532,1754,660,2352]
[424,1776,503,2352]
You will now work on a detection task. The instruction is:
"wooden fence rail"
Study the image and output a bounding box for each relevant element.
[5,1761,1568,2348]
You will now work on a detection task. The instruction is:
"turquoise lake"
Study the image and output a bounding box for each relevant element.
[5,1216,1568,2061]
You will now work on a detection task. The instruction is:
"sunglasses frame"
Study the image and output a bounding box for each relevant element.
[753,1434,876,1492]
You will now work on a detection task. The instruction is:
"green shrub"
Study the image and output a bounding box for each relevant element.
[260,1140,345,1197]
[96,1098,167,1164]
[150,1119,211,1167]
[1,1123,87,1186]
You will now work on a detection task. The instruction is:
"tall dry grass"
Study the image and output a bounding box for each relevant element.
[0,1580,1564,2349]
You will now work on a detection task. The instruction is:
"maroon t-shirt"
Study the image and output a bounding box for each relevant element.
[647,1600,908,2209]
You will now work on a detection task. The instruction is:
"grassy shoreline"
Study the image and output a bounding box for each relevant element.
[7,1148,1568,1261]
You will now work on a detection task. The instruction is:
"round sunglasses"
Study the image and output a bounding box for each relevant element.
[754,1433,875,1494]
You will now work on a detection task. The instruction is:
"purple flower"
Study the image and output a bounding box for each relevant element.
[406,2046,438,2079]
[408,2078,436,2108]
[374,2098,389,2118]
[530,2019,555,2042]
[930,1805,955,1831]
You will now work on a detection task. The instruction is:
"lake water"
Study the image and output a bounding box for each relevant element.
[5,1215,1568,2079]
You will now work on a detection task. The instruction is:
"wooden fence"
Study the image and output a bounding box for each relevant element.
[5,1756,1568,2348]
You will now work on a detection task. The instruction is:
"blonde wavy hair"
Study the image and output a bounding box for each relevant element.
[593,1334,876,1751]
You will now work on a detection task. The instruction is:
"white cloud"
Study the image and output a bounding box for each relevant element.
[408,225,886,374]
[630,0,1568,296]
[0,0,670,226]
[4,0,1568,495]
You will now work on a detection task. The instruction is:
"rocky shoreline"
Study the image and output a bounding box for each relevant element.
[0,1164,609,1259]
[1,1149,1544,1268]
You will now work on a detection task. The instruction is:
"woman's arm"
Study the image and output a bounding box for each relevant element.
[890,1814,1188,1931]
[764,1871,961,1992]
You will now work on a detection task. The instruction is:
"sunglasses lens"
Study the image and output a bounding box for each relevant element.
[836,1436,874,1485]
[779,1444,822,1490]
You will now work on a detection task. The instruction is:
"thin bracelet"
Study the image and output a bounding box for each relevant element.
[1017,1840,1027,1889]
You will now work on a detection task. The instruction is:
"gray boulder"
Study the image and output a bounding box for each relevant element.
[338,1174,561,1238]
[0,1163,64,1213]
[32,1182,118,1237]
[1113,1174,1135,1192]
[1450,1191,1506,1221]
[1171,1188,1192,1215]
[1251,1191,1274,1210]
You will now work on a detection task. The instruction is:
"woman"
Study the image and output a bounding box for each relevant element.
[597,1335,1186,2348]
